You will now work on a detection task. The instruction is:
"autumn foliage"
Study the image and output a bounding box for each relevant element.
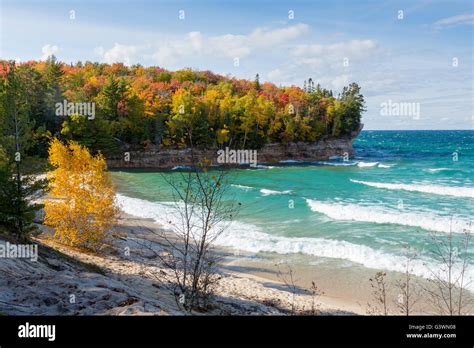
[44,138,118,250]
[0,58,365,158]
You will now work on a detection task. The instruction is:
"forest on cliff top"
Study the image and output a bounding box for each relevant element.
[0,57,364,159]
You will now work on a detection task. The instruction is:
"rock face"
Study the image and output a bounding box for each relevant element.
[107,126,362,170]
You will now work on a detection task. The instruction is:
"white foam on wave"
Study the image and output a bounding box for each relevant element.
[351,179,474,198]
[427,168,451,173]
[217,226,474,290]
[316,161,391,168]
[171,165,192,170]
[316,161,357,167]
[306,198,473,234]
[357,161,379,167]
[117,194,176,222]
[254,164,275,169]
[116,193,474,290]
[378,163,392,168]
[260,189,292,196]
[231,184,254,191]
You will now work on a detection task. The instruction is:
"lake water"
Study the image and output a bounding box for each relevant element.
[112,130,474,289]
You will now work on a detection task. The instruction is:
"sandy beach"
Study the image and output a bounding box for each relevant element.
[3,208,468,316]
[0,212,355,315]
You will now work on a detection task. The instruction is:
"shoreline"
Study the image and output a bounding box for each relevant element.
[0,211,355,315]
[115,211,474,315]
[106,132,361,170]
[1,209,472,315]
[117,212,366,314]
[0,212,359,315]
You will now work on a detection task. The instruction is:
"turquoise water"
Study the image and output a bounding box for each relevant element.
[112,130,474,286]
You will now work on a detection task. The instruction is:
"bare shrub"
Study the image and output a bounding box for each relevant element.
[367,271,389,315]
[308,280,325,315]
[424,222,472,315]
[276,263,299,314]
[156,161,239,311]
[276,263,324,315]
[394,245,419,315]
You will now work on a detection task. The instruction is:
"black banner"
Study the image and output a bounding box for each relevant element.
[0,315,473,347]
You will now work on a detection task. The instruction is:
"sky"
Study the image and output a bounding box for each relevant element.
[1,0,473,130]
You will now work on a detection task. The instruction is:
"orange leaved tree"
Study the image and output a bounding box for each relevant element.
[44,138,118,250]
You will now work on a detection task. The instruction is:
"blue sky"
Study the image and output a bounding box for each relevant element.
[1,0,473,130]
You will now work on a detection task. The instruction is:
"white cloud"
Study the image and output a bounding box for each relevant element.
[94,43,139,66]
[330,74,351,91]
[433,13,474,29]
[267,68,283,81]
[248,24,310,47]
[152,23,309,66]
[292,40,377,63]
[264,39,378,87]
[41,44,59,60]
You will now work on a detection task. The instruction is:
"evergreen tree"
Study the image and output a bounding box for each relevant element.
[0,61,45,242]
[254,73,260,91]
[99,76,126,120]
[307,78,314,93]
[60,114,120,156]
[339,83,365,133]
[43,55,64,133]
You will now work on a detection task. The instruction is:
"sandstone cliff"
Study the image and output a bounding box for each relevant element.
[107,126,362,170]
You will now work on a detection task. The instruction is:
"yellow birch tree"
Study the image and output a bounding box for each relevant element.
[44,138,118,250]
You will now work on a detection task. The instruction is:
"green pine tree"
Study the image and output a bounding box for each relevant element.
[0,61,45,242]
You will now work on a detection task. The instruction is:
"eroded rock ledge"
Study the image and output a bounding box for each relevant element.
[107,127,362,170]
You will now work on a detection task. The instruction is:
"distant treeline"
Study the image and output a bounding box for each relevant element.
[0,57,364,158]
